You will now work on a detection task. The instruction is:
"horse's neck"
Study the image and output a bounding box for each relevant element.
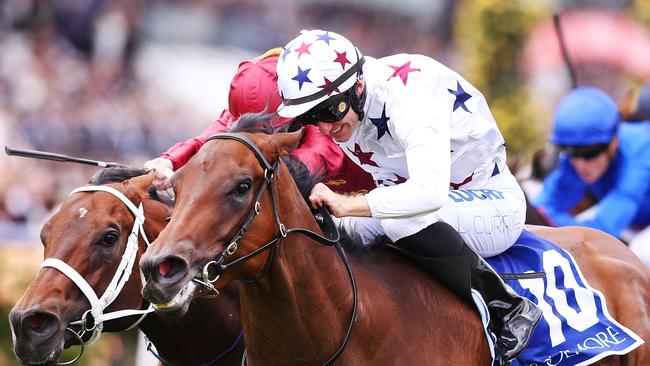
[240,188,354,364]
[138,201,243,365]
[139,292,242,365]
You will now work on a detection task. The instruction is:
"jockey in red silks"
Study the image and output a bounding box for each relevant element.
[144,48,375,195]
[275,29,542,364]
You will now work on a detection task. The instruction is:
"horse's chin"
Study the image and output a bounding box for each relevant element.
[151,280,200,317]
[13,339,63,366]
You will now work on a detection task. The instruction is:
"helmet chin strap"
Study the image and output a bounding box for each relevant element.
[350,76,367,121]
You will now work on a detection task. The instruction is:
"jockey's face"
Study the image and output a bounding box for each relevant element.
[568,139,617,184]
[316,81,364,143]
[317,108,360,143]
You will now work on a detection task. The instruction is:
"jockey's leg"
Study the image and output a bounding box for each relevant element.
[395,221,542,364]
[382,168,541,363]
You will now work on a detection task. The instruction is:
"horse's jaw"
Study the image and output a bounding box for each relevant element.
[148,280,199,317]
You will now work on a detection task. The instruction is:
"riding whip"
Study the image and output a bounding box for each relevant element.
[5,146,127,168]
[553,12,578,88]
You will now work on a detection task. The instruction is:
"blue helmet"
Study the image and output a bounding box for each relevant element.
[551,87,620,146]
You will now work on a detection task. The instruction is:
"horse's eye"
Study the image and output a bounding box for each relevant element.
[100,230,119,246]
[236,179,252,195]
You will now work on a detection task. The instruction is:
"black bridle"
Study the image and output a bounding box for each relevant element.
[193,132,358,366]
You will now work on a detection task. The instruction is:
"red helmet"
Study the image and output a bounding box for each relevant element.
[228,48,291,125]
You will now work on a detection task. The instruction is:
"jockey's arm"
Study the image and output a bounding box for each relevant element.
[536,152,650,238]
[535,158,587,225]
[310,90,449,219]
[161,109,237,170]
[573,145,650,236]
[570,191,641,237]
[366,90,450,219]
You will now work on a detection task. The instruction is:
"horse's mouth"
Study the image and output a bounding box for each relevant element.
[20,359,58,366]
[14,339,63,366]
[151,280,199,316]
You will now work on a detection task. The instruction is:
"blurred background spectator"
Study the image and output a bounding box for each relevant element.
[2,0,650,364]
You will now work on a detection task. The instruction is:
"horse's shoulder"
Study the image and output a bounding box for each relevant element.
[345,247,485,351]
[348,247,466,305]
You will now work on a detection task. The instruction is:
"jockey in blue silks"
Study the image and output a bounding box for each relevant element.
[535,87,650,245]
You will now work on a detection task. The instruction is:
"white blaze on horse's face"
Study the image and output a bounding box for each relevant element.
[78,207,88,219]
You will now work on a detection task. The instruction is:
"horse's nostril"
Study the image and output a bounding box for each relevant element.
[22,311,59,337]
[157,257,186,280]
[27,313,44,331]
[159,260,173,277]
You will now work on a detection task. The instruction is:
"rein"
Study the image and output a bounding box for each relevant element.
[194,132,358,366]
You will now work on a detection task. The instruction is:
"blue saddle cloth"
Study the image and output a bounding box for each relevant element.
[486,230,644,366]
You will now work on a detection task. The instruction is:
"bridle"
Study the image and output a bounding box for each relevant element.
[39,185,154,364]
[193,132,358,366]
[43,184,246,366]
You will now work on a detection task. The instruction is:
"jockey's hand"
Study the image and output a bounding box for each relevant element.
[310,183,342,214]
[309,183,372,218]
[144,157,174,191]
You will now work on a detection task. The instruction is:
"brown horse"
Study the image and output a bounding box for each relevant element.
[9,168,244,366]
[140,114,650,365]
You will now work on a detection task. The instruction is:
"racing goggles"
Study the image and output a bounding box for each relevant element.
[560,143,609,160]
[295,88,354,126]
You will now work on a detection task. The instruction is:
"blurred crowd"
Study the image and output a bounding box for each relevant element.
[2,0,648,249]
[0,0,452,242]
[0,0,198,241]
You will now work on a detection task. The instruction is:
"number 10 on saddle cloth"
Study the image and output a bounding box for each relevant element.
[486,230,643,365]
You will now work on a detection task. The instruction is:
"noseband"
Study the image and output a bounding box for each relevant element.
[194,132,357,366]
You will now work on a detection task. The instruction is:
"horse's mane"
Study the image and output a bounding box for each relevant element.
[89,167,171,205]
[89,167,148,185]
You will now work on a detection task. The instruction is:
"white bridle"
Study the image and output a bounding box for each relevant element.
[39,185,154,346]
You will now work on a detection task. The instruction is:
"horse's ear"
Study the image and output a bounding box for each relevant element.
[274,129,304,157]
[129,171,155,193]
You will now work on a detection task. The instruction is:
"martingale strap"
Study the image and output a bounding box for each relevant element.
[40,185,153,346]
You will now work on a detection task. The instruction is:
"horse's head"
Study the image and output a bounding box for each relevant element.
[140,113,305,314]
[9,169,171,365]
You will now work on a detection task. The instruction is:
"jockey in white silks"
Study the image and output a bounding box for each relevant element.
[275,29,542,365]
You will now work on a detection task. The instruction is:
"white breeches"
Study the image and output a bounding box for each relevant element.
[340,169,526,257]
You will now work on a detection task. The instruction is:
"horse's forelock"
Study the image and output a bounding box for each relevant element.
[89,167,148,185]
[88,167,174,207]
[228,112,276,134]
[228,111,295,134]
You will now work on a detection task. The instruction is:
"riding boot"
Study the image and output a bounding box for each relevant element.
[394,222,542,364]
[460,244,543,363]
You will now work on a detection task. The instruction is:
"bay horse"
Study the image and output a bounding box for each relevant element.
[140,114,650,365]
[9,168,244,366]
